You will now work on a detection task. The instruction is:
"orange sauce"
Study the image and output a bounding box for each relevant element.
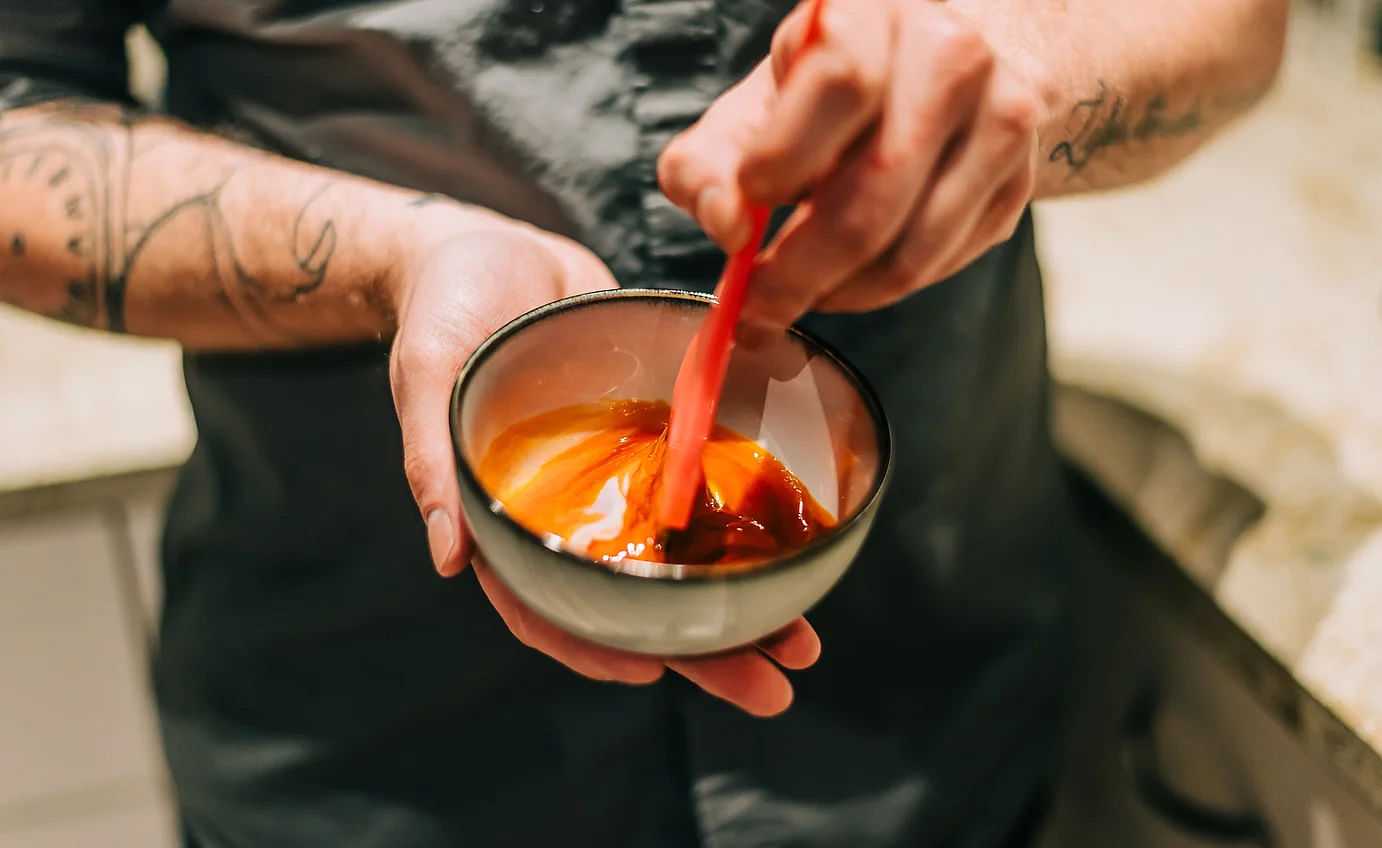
[474,400,835,567]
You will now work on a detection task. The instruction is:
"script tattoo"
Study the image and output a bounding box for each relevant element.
[1048,80,1205,173]
[408,191,449,208]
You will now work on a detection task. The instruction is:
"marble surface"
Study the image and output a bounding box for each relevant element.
[1039,5,1382,753]
[0,313,192,494]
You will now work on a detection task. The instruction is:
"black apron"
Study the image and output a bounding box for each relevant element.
[7,1,1077,844]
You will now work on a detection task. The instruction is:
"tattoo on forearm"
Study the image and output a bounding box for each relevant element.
[289,182,338,295]
[0,102,343,338]
[0,111,125,328]
[1048,80,1205,173]
[408,191,449,208]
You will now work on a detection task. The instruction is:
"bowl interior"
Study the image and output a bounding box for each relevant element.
[454,290,887,567]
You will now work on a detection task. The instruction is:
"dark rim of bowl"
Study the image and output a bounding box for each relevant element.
[450,288,894,583]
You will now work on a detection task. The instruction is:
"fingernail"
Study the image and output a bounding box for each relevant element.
[426,509,455,576]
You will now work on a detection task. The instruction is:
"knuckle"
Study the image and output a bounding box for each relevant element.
[934,26,993,83]
[989,91,1040,139]
[833,202,892,256]
[739,139,787,179]
[817,54,881,107]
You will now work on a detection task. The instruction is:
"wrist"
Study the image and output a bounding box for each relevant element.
[371,189,611,326]
[375,193,519,318]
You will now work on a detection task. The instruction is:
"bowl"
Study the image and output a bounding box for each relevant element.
[450,289,892,656]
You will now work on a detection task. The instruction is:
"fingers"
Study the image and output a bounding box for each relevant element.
[664,619,819,717]
[657,70,773,252]
[658,135,752,252]
[668,650,795,717]
[924,163,1034,285]
[893,71,1039,281]
[474,558,667,684]
[739,3,893,209]
[478,545,815,712]
[756,617,821,670]
[662,3,1041,323]
[977,160,1035,250]
[744,12,993,327]
[817,69,1039,313]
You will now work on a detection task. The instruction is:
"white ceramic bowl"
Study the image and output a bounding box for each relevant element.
[451,289,891,656]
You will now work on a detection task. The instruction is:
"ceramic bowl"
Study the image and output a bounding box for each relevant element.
[451,289,891,656]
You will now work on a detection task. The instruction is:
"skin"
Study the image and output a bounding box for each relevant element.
[0,0,1287,716]
[660,0,1289,328]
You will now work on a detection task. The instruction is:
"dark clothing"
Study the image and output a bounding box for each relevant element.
[1,1,1075,845]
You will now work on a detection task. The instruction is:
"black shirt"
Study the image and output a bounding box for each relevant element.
[1,2,1075,845]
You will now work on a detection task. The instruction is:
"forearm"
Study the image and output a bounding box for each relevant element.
[953,0,1288,197]
[0,101,487,349]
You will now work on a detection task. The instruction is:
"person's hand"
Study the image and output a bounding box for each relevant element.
[384,207,821,717]
[474,558,820,716]
[658,0,1050,327]
[387,209,616,579]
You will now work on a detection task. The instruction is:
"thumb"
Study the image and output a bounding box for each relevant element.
[389,237,520,578]
[390,323,476,578]
[389,229,582,577]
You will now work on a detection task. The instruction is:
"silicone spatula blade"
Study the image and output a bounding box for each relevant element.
[656,206,772,529]
[655,0,827,530]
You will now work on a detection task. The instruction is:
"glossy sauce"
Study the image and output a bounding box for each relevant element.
[474,400,835,567]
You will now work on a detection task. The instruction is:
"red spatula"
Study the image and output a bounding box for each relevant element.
[656,0,828,530]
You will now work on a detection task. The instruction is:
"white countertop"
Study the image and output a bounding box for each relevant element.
[0,312,192,494]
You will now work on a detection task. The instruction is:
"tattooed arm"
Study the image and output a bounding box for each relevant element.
[953,0,1289,197]
[0,101,508,347]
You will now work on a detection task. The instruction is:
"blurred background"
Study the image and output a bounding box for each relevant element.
[1,1,1379,845]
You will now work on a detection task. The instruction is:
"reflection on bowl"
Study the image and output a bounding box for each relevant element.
[451,289,892,656]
